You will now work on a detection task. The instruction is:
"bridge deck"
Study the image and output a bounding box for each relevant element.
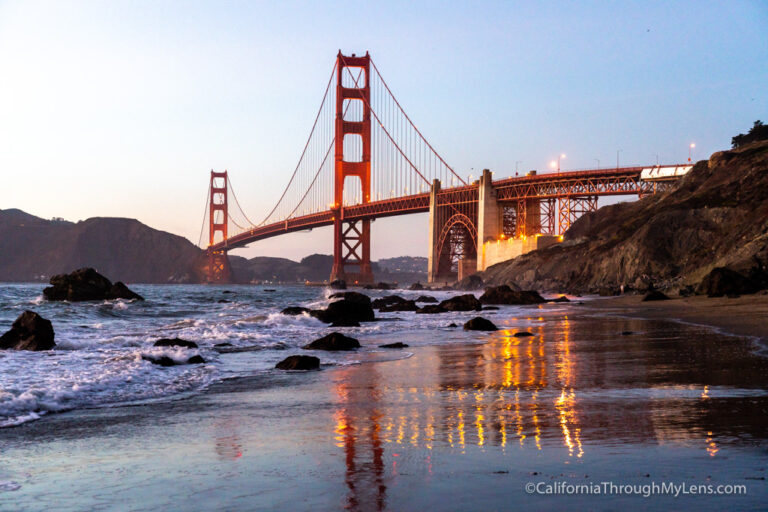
[210,166,667,252]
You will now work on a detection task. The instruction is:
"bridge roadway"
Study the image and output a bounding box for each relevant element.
[210,166,664,252]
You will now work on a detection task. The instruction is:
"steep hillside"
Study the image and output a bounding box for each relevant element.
[0,211,205,283]
[479,141,768,293]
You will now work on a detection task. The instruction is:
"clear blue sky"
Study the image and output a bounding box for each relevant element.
[1,0,766,260]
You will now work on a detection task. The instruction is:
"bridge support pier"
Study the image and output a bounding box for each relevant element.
[206,170,231,284]
[476,169,501,272]
[427,179,441,283]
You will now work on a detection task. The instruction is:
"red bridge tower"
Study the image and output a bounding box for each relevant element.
[330,51,374,285]
[207,170,231,283]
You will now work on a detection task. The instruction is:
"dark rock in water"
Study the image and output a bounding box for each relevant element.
[463,317,498,331]
[0,311,55,351]
[372,295,406,309]
[218,299,230,303]
[380,300,419,312]
[215,342,233,347]
[263,289,276,292]
[482,306,500,311]
[281,306,311,316]
[43,267,143,302]
[454,274,484,290]
[222,290,232,294]
[548,295,570,303]
[313,293,374,324]
[513,331,534,337]
[642,291,670,301]
[409,282,424,291]
[416,305,447,314]
[275,355,320,370]
[153,338,198,349]
[415,295,438,303]
[696,267,759,297]
[142,354,205,366]
[440,294,483,311]
[621,331,634,336]
[329,279,347,290]
[329,291,371,305]
[479,285,545,305]
[303,332,361,351]
[380,342,409,349]
[330,318,361,327]
[447,323,458,328]
[374,282,394,290]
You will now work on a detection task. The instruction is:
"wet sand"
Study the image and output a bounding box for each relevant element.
[2,306,767,511]
[582,293,768,340]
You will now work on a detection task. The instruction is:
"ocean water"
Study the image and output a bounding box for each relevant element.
[0,284,553,428]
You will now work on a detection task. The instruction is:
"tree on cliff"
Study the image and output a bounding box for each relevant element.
[732,120,768,148]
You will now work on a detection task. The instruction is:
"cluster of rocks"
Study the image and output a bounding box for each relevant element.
[281,291,376,327]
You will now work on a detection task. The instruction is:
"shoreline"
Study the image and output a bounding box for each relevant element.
[578,293,768,341]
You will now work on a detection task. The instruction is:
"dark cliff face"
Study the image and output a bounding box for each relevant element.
[0,211,205,283]
[479,140,768,293]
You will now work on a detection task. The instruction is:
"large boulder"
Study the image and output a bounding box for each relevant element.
[696,267,759,297]
[415,295,438,303]
[439,294,483,311]
[479,285,545,305]
[312,294,375,324]
[463,317,498,331]
[275,355,320,370]
[380,300,419,312]
[329,291,371,305]
[372,295,406,309]
[0,311,55,351]
[153,338,198,349]
[409,282,424,291]
[303,332,361,351]
[43,268,143,302]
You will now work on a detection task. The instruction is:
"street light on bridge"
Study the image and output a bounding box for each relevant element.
[688,143,695,163]
[550,154,566,174]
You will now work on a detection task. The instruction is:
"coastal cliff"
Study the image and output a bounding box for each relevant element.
[478,140,768,293]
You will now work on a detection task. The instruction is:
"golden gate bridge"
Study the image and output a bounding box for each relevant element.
[201,51,689,284]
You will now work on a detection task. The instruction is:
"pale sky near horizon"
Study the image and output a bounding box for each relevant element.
[1,1,766,261]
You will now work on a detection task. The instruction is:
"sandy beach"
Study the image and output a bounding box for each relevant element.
[2,298,767,511]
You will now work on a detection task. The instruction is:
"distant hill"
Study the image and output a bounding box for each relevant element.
[0,209,428,284]
[0,209,205,283]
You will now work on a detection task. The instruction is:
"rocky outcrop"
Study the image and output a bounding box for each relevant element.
[153,338,198,349]
[454,274,485,290]
[409,282,424,290]
[281,306,311,316]
[0,311,55,351]
[476,141,768,294]
[463,317,498,331]
[415,295,438,303]
[43,268,143,301]
[303,332,361,351]
[479,285,545,305]
[313,293,375,324]
[439,294,483,311]
[696,267,759,297]
[275,355,320,370]
[329,279,347,290]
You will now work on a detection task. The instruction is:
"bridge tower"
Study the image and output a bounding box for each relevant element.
[207,170,231,283]
[330,51,374,285]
